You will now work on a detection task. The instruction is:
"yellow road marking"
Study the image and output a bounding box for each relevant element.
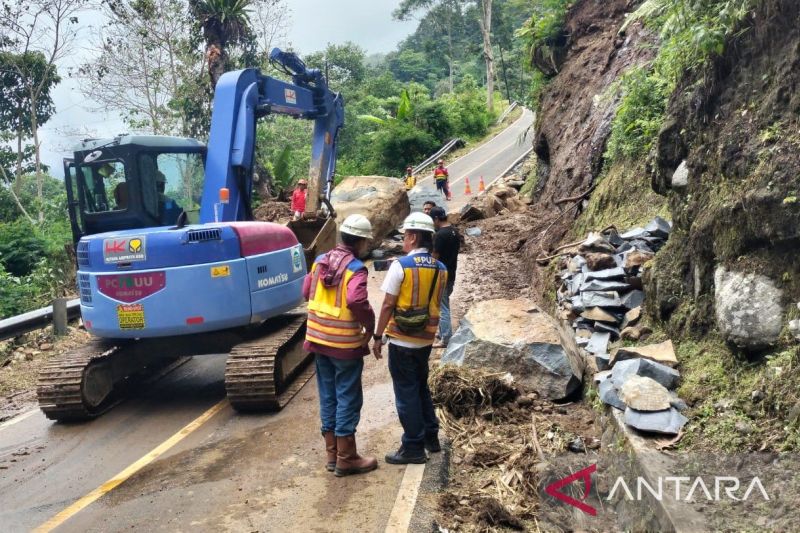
[34,400,227,533]
[384,463,426,533]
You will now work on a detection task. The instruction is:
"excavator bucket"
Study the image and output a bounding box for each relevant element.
[286,216,338,270]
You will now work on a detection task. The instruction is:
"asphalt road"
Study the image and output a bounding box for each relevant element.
[411,107,535,213]
[0,113,534,532]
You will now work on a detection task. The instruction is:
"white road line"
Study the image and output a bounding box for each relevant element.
[418,108,533,186]
[385,463,426,533]
[0,409,38,432]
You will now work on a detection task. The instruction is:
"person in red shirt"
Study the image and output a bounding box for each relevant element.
[433,159,451,201]
[291,179,308,219]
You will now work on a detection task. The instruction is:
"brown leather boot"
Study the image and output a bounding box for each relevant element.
[335,435,378,477]
[323,431,337,472]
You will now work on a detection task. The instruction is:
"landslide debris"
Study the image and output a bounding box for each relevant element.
[430,366,605,532]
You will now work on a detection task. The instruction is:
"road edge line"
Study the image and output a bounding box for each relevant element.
[33,399,227,533]
[384,463,426,533]
[0,408,38,431]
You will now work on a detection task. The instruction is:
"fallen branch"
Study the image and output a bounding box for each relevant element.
[554,184,597,205]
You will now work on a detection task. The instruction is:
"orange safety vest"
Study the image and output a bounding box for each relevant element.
[306,257,365,350]
[433,167,448,181]
[386,253,448,344]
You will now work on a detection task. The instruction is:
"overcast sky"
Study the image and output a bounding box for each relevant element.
[40,0,418,177]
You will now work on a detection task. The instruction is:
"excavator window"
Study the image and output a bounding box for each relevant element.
[139,152,204,225]
[77,160,128,213]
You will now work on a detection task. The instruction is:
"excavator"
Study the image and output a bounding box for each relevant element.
[37,49,342,421]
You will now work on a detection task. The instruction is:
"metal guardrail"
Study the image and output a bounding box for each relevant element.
[496,101,518,125]
[412,138,464,176]
[0,298,81,342]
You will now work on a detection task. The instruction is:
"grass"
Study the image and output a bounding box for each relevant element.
[651,332,800,453]
[571,162,670,239]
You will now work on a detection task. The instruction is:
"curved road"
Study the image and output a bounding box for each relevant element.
[0,111,535,533]
[411,107,535,213]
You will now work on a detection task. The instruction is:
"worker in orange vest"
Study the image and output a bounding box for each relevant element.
[433,159,452,201]
[303,214,379,477]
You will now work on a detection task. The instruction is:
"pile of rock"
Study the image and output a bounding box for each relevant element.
[555,217,691,436]
[594,341,688,435]
[459,179,529,222]
[556,217,672,370]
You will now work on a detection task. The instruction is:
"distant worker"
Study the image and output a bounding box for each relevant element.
[404,166,416,191]
[429,207,460,348]
[433,159,452,201]
[373,212,447,464]
[303,214,379,477]
[422,201,436,216]
[291,179,308,220]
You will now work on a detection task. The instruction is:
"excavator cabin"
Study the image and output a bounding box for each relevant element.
[64,136,206,244]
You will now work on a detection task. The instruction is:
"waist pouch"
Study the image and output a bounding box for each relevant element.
[393,267,439,334]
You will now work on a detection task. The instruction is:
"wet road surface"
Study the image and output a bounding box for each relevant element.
[0,272,408,533]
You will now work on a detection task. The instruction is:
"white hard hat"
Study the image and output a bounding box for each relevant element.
[400,212,435,233]
[340,214,373,239]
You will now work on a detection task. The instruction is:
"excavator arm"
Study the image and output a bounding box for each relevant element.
[199,48,345,223]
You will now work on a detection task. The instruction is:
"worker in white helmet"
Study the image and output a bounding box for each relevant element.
[303,214,378,477]
[372,212,448,464]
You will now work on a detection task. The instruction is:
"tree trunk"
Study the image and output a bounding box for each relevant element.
[479,0,494,112]
[29,90,44,223]
[207,40,228,90]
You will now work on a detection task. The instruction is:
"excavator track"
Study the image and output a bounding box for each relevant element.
[225,313,314,412]
[37,339,122,421]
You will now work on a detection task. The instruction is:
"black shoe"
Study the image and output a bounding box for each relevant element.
[385,447,427,465]
[424,436,441,453]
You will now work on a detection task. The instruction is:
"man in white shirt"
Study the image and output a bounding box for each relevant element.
[373,213,448,464]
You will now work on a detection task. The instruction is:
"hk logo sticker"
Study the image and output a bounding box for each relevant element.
[544,464,597,516]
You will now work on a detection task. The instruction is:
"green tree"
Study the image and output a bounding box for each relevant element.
[190,0,255,88]
[304,42,367,92]
[0,0,85,222]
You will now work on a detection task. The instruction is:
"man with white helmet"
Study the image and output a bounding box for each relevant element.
[303,214,378,477]
[372,212,448,464]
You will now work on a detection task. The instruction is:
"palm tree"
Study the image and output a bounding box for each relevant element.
[190,0,254,88]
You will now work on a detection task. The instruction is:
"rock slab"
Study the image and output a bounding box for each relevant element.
[442,299,584,400]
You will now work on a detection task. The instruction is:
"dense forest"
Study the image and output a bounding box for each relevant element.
[0,0,761,319]
[0,0,538,318]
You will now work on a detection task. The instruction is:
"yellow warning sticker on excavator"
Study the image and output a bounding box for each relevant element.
[211,265,231,278]
[117,304,145,329]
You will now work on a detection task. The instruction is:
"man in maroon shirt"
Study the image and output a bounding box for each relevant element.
[303,214,379,476]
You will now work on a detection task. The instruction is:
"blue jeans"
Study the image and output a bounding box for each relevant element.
[437,283,454,343]
[315,354,364,437]
[388,344,439,453]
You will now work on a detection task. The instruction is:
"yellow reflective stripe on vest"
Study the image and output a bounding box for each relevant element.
[386,260,447,344]
[306,261,364,349]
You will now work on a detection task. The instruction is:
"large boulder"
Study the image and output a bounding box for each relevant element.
[714,267,784,351]
[331,176,410,249]
[441,299,585,400]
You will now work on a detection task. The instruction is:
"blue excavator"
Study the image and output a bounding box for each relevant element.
[37,49,343,421]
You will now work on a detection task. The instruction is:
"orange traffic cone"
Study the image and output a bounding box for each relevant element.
[464,177,472,195]
[478,176,486,192]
